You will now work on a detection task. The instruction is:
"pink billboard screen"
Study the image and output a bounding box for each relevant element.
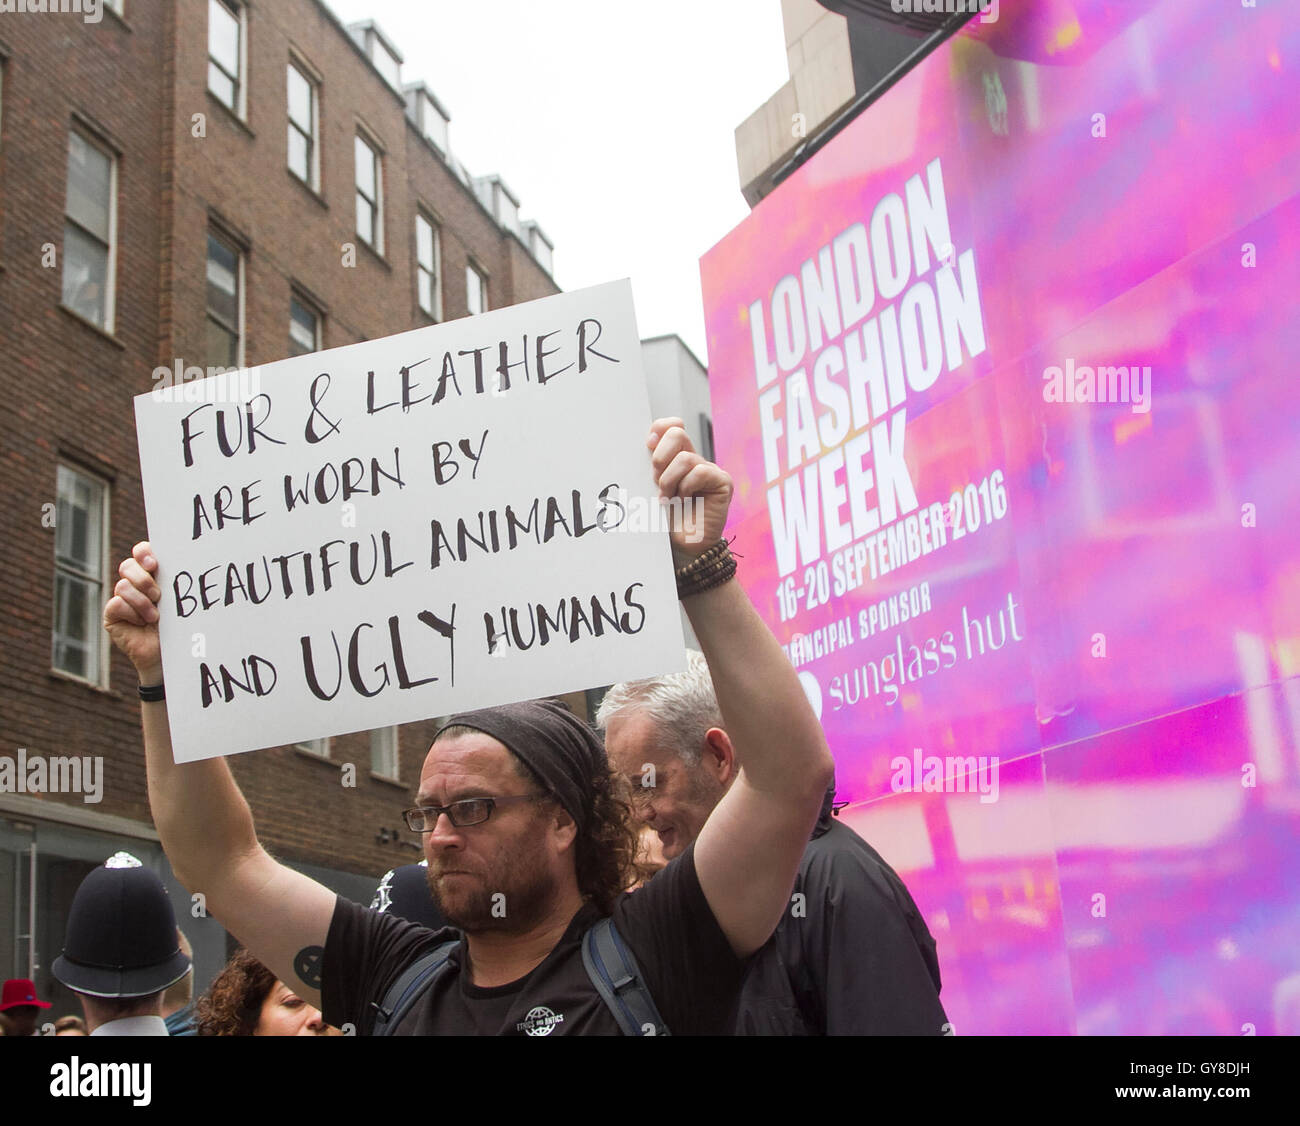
[700,0,1300,1034]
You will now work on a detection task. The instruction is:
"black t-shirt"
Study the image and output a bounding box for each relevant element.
[322,843,744,1035]
[734,820,947,1035]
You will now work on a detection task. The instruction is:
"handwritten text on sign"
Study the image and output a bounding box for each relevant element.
[134,281,685,762]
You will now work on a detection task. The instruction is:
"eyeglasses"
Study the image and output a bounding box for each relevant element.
[402,794,550,832]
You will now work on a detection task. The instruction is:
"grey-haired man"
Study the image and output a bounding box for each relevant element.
[600,651,948,1035]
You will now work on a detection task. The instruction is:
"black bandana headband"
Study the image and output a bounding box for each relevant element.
[434,700,607,831]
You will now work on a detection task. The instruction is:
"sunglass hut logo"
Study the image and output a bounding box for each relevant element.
[516,1006,564,1036]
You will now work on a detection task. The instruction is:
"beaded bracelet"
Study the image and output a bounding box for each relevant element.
[676,539,738,599]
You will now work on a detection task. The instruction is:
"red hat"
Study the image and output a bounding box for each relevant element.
[1,979,51,1010]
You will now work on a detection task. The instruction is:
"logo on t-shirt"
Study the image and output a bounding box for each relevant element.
[516,1006,565,1036]
[371,868,395,913]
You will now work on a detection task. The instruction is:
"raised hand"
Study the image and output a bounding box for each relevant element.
[103,540,164,683]
[647,417,733,562]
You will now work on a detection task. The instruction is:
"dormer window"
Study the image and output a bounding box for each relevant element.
[473,175,522,238]
[497,191,520,237]
[404,84,451,157]
[524,221,554,276]
[371,39,401,89]
[347,21,403,92]
[419,91,448,155]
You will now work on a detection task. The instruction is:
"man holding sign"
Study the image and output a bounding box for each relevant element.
[104,419,835,1035]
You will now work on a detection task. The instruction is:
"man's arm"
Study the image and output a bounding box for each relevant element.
[648,419,835,959]
[105,542,336,1008]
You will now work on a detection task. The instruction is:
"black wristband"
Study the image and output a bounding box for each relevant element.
[676,539,738,599]
[138,683,165,702]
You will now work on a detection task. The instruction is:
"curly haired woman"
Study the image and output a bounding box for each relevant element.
[195,949,335,1036]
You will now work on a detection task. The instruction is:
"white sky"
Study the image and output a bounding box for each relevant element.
[322,0,790,365]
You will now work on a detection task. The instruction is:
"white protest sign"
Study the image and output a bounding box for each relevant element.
[134,280,686,762]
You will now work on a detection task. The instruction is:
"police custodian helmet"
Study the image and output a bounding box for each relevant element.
[51,852,191,999]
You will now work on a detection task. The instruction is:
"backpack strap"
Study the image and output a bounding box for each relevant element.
[581,917,671,1036]
[370,940,458,1036]
[372,922,668,1037]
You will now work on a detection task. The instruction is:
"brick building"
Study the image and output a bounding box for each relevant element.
[0,0,566,1012]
